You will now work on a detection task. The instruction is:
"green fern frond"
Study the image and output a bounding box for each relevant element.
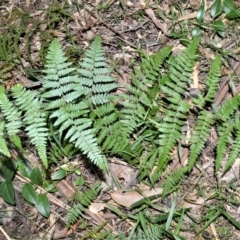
[42,38,111,171]
[188,110,214,171]
[0,86,22,136]
[42,38,82,108]
[215,96,240,172]
[216,95,240,120]
[11,85,48,168]
[139,149,159,182]
[0,121,11,157]
[216,122,233,172]
[77,36,118,106]
[51,105,107,169]
[223,121,240,174]
[202,55,221,103]
[153,100,190,177]
[119,46,172,139]
[194,54,221,107]
[139,46,172,85]
[150,39,199,181]
[67,183,101,227]
[162,166,188,198]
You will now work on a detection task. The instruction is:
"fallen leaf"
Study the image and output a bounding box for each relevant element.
[89,202,106,214]
[110,187,163,208]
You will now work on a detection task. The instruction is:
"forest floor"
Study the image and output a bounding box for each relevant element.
[0,0,240,239]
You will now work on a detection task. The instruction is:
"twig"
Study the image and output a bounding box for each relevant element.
[0,226,11,240]
[85,7,138,49]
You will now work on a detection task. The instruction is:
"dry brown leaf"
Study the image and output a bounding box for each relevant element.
[89,202,106,214]
[110,187,163,208]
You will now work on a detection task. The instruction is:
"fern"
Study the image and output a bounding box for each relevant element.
[0,86,22,136]
[188,110,215,171]
[215,96,240,172]
[193,54,221,107]
[120,47,172,137]
[161,166,188,198]
[222,120,240,174]
[42,38,108,170]
[0,121,11,157]
[11,85,49,168]
[151,38,199,182]
[0,86,23,151]
[129,224,164,240]
[67,183,101,227]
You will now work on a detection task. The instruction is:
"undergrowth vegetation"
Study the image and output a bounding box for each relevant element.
[0,20,240,238]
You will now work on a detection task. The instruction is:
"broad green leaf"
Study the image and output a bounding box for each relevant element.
[30,167,43,186]
[197,5,205,22]
[35,194,50,217]
[211,0,222,18]
[226,8,240,19]
[213,20,225,36]
[0,160,16,182]
[51,169,66,180]
[74,177,85,187]
[192,27,201,37]
[0,180,15,205]
[43,180,56,192]
[15,158,32,178]
[22,183,38,205]
[223,0,235,14]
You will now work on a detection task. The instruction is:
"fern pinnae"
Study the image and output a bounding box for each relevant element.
[223,121,240,174]
[151,40,199,181]
[42,39,82,107]
[11,85,48,168]
[0,86,22,136]
[216,95,240,121]
[194,54,221,107]
[162,166,188,198]
[188,110,214,171]
[67,183,101,227]
[0,121,11,157]
[216,122,233,172]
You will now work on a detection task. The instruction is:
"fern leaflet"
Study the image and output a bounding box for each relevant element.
[67,183,101,227]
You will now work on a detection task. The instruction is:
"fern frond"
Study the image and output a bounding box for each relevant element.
[0,121,10,157]
[188,110,214,171]
[139,46,172,85]
[139,149,159,182]
[67,183,101,227]
[119,46,172,139]
[223,121,240,174]
[51,105,107,169]
[150,39,199,181]
[129,223,164,240]
[216,122,233,172]
[194,54,221,107]
[153,100,190,178]
[162,166,188,198]
[11,85,48,168]
[42,38,82,108]
[216,95,240,120]
[0,86,22,136]
[77,36,118,106]
[202,54,221,103]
